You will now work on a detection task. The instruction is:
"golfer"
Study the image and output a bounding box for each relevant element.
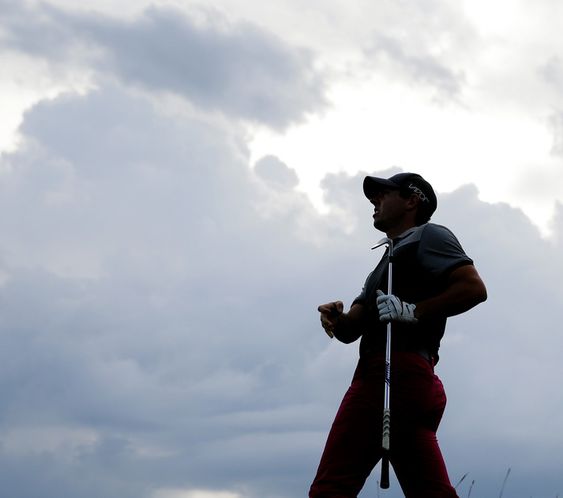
[309,172,487,498]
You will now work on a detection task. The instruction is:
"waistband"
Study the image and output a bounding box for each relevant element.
[416,348,434,365]
[361,347,434,366]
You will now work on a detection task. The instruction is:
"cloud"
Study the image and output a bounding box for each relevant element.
[153,491,242,498]
[2,84,563,498]
[552,201,563,246]
[366,34,465,98]
[2,5,563,495]
[253,155,298,190]
[0,2,327,129]
[0,84,346,497]
[424,186,563,491]
[547,109,563,156]
[356,0,475,101]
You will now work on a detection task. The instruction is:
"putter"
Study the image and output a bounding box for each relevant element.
[371,237,394,489]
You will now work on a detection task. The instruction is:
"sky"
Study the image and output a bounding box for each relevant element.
[1,1,563,497]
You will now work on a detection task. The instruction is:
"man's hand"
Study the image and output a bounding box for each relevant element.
[376,290,418,323]
[318,301,344,338]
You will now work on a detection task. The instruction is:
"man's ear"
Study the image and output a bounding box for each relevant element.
[405,194,420,211]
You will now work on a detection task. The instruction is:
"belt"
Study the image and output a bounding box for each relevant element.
[416,348,433,364]
[361,347,434,364]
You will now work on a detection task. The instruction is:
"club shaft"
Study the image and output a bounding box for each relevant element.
[380,243,393,489]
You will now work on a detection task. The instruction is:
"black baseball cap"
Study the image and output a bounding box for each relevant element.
[363,172,437,218]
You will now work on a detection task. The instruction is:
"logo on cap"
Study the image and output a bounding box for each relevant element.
[408,183,429,203]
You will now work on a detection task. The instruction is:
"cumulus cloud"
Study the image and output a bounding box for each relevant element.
[1,82,563,498]
[0,84,347,498]
[357,0,474,101]
[153,491,242,498]
[0,1,327,128]
[540,55,563,89]
[2,3,563,497]
[253,155,298,190]
[548,110,563,156]
[366,34,465,98]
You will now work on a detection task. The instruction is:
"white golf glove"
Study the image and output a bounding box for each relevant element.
[376,290,418,323]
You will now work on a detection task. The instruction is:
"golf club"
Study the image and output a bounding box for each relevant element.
[372,237,394,489]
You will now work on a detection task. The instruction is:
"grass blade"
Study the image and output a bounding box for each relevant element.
[467,479,475,498]
[455,472,469,489]
[499,467,511,498]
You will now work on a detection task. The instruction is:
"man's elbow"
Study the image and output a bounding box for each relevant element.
[461,265,487,307]
[333,328,362,344]
[471,278,488,307]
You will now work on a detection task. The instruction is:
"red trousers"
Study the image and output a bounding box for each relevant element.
[309,352,459,498]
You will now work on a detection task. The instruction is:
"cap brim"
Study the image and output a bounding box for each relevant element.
[363,176,399,199]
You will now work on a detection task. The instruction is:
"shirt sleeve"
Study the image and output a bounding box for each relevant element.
[418,224,473,277]
[352,270,373,306]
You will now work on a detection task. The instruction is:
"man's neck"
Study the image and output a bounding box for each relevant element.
[385,222,417,239]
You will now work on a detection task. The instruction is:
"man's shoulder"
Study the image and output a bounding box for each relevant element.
[397,223,455,246]
[397,223,472,273]
[422,223,458,239]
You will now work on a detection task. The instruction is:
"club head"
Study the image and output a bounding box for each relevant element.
[371,237,392,251]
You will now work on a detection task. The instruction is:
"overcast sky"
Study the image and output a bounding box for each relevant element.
[1,1,563,497]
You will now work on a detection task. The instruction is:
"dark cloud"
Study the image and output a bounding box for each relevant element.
[427,186,563,492]
[0,86,346,498]
[0,88,563,498]
[1,49,563,498]
[0,2,327,129]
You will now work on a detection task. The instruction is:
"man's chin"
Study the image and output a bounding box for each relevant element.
[373,220,385,231]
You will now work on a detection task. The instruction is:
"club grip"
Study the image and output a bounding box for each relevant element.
[380,454,390,489]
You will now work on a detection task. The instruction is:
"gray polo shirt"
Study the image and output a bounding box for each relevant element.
[350,223,473,360]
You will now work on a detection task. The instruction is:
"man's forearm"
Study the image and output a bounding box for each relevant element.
[414,265,487,320]
[333,303,365,343]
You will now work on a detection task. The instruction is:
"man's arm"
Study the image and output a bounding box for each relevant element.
[414,264,487,320]
[318,301,366,343]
